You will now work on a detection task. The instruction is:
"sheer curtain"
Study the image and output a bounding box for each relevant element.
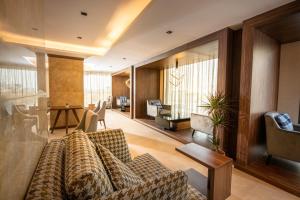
[84,71,112,107]
[163,55,218,117]
[0,65,37,98]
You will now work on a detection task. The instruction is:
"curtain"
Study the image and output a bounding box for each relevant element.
[0,66,37,98]
[163,56,218,117]
[84,71,112,106]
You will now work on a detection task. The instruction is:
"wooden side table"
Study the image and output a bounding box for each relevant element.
[176,143,232,200]
[50,105,83,134]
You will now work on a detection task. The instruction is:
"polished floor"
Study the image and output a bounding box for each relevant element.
[135,118,212,149]
[49,110,299,200]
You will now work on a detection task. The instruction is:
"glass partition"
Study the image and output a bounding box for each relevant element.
[163,40,218,117]
[0,1,47,199]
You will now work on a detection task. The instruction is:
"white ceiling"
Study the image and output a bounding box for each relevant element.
[0,43,36,66]
[0,0,294,72]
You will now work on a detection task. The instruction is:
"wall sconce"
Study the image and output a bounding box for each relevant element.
[125,79,130,88]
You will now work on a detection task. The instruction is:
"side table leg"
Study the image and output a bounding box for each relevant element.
[51,110,61,133]
[65,110,69,134]
[72,108,80,123]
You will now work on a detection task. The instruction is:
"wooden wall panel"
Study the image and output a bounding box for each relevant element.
[248,29,280,162]
[112,75,130,108]
[130,66,134,119]
[134,68,160,118]
[48,55,84,128]
[227,29,242,159]
[237,28,280,165]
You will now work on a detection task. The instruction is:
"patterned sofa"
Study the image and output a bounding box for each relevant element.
[25,129,206,200]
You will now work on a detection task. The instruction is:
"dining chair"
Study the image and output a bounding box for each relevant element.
[96,101,107,129]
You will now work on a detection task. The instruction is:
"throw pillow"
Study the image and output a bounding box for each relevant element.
[275,113,293,131]
[95,143,144,190]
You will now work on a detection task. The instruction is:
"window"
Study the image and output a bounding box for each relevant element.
[84,71,112,107]
[0,66,37,98]
[163,42,218,117]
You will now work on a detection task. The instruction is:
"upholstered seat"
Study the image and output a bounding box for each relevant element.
[126,153,206,200]
[265,112,300,163]
[26,129,206,200]
[146,99,171,117]
[190,113,213,137]
[126,153,172,180]
[75,109,98,132]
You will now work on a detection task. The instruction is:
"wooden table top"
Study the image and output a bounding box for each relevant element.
[176,143,232,169]
[50,105,83,110]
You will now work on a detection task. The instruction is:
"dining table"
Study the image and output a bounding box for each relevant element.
[50,105,83,134]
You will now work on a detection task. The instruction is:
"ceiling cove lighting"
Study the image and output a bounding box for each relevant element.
[0,31,107,56]
[96,0,151,48]
[0,0,151,57]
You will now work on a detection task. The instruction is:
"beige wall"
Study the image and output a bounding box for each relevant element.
[277,41,300,122]
[48,55,84,127]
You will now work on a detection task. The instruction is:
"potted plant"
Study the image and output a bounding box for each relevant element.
[200,92,230,154]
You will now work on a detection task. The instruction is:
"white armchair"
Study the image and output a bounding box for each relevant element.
[146,100,171,117]
[75,109,98,133]
[190,113,213,137]
[116,96,130,107]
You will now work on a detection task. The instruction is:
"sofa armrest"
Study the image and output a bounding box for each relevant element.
[102,171,188,200]
[87,129,132,163]
[162,104,171,110]
[279,128,300,135]
[293,124,300,132]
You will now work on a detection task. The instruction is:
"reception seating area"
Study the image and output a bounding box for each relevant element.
[1,1,300,200]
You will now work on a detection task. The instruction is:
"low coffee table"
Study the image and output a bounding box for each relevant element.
[155,114,190,131]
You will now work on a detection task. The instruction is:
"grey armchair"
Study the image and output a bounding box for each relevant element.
[264,112,300,163]
[75,109,98,133]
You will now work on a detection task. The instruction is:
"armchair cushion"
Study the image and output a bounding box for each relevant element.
[64,131,113,199]
[87,129,132,163]
[95,144,143,190]
[274,113,293,131]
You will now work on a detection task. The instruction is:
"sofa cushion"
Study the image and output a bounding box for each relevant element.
[187,185,207,200]
[87,129,131,163]
[25,140,66,200]
[95,143,144,190]
[126,153,207,200]
[126,153,171,181]
[102,171,189,200]
[275,113,293,131]
[64,131,113,199]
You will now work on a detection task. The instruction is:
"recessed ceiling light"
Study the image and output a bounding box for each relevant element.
[81,11,88,16]
[32,27,38,31]
[166,30,173,34]
[77,36,82,39]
